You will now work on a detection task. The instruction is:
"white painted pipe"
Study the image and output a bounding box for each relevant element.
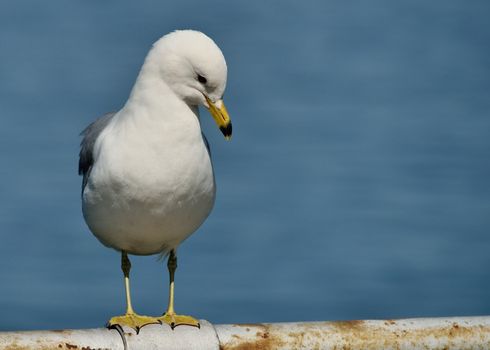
[1,316,490,349]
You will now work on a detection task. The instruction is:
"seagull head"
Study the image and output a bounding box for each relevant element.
[148,30,232,140]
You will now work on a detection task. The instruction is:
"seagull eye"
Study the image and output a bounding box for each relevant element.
[197,74,207,84]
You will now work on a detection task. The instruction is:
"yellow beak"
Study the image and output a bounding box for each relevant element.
[205,96,232,140]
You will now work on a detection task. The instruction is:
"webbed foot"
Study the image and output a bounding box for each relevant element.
[107,312,161,333]
[157,312,200,329]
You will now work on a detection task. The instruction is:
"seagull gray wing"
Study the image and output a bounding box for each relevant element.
[79,112,116,192]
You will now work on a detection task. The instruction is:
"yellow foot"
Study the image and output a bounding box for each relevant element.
[158,312,200,329]
[107,313,161,333]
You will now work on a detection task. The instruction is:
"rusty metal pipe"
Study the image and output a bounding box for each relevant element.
[216,317,490,350]
[1,316,490,349]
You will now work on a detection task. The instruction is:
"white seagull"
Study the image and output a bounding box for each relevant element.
[78,30,232,332]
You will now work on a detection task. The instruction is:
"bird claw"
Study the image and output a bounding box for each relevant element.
[158,312,200,329]
[107,313,161,333]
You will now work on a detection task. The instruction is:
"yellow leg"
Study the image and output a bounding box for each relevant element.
[107,252,160,333]
[157,250,200,329]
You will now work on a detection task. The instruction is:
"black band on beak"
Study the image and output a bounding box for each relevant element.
[219,123,233,139]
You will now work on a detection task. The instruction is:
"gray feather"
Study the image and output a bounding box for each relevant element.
[78,112,116,192]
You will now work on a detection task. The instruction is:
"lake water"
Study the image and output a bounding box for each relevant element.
[0,1,489,331]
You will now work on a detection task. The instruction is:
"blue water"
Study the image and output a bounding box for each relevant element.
[0,1,489,331]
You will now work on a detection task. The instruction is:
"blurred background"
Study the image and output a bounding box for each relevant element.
[0,0,489,331]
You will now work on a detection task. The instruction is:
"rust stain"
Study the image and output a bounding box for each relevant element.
[2,343,93,350]
[220,320,490,350]
[2,343,31,350]
[286,330,307,349]
[220,324,286,350]
[49,329,74,336]
[331,320,366,331]
[256,331,269,339]
[339,321,489,349]
[2,341,109,350]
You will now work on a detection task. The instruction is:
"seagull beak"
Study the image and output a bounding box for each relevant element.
[205,96,232,140]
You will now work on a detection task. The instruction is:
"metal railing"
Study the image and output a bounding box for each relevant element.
[1,316,489,349]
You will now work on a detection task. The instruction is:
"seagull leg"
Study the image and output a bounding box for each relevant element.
[158,250,200,329]
[107,251,160,333]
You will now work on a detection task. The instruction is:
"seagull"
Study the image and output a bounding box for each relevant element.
[78,30,231,332]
